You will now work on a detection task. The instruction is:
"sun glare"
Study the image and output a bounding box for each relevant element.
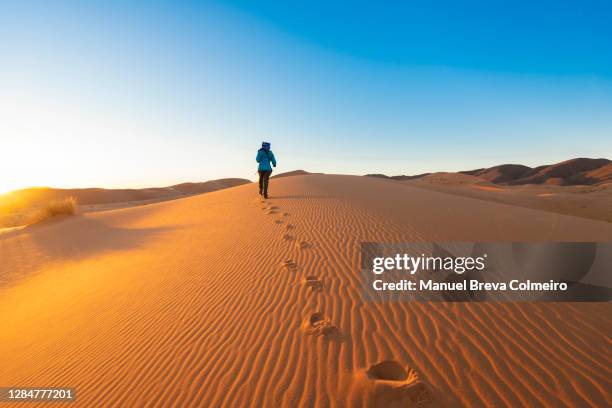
[0,182,27,196]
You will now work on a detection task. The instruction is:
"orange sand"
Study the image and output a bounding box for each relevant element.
[1,175,610,407]
[471,185,505,192]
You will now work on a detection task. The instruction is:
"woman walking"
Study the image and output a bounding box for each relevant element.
[256,142,277,198]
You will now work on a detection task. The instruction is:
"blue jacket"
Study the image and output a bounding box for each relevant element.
[256,149,277,171]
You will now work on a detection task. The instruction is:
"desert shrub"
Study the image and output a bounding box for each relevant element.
[27,196,78,225]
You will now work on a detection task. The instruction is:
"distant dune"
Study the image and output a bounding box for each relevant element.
[413,172,484,185]
[370,158,611,186]
[462,158,611,186]
[0,178,250,227]
[1,174,610,407]
[366,158,612,222]
[460,164,533,184]
[584,162,612,181]
[365,172,431,181]
[1,178,250,208]
[271,169,314,178]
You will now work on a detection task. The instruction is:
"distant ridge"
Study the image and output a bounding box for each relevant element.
[0,178,250,215]
[365,173,432,181]
[460,164,532,184]
[271,170,315,178]
[367,158,612,186]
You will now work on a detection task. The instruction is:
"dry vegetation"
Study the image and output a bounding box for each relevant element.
[26,196,78,225]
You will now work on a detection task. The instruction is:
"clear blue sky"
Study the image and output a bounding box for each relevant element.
[1,0,611,191]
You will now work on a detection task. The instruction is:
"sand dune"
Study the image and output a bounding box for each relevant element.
[584,162,612,182]
[271,169,320,178]
[1,175,610,407]
[370,157,612,186]
[0,178,250,228]
[462,158,611,186]
[368,164,612,222]
[404,177,612,223]
[0,178,250,210]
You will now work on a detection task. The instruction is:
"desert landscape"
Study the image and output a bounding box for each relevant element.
[3,1,610,406]
[368,158,612,223]
[1,173,610,407]
[0,178,250,229]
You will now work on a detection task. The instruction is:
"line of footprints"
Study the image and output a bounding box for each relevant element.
[259,198,339,338]
[257,197,433,405]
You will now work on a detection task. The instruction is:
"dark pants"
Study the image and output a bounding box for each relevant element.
[258,170,272,197]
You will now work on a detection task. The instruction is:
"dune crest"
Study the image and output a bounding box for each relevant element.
[0,178,250,228]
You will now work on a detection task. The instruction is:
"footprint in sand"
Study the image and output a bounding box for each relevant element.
[262,204,280,215]
[282,233,294,241]
[274,219,284,224]
[304,312,339,337]
[358,361,433,406]
[282,259,298,271]
[295,240,311,250]
[282,212,289,217]
[285,224,295,230]
[303,276,323,292]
